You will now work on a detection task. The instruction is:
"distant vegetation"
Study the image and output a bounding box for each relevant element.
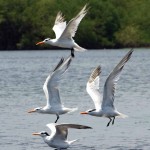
[0,0,149,50]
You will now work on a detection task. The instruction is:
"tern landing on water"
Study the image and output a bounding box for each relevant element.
[36,4,88,57]
[80,49,133,127]
[28,55,77,123]
[32,123,92,150]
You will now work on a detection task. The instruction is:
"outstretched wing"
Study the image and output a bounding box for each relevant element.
[47,123,92,141]
[43,56,72,107]
[102,49,133,109]
[59,4,88,40]
[86,66,102,110]
[52,11,66,39]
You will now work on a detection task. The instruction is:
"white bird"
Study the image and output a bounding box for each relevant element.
[36,4,88,57]
[28,55,77,123]
[80,49,133,127]
[32,123,92,150]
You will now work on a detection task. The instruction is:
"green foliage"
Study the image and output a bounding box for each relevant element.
[115,25,141,47]
[0,0,149,50]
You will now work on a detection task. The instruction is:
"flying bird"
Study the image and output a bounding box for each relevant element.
[36,4,88,57]
[28,55,77,123]
[32,123,92,149]
[80,49,133,127]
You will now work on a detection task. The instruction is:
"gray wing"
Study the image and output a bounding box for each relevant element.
[59,4,88,40]
[86,66,102,110]
[43,56,72,107]
[102,49,133,109]
[47,123,92,141]
[52,11,66,39]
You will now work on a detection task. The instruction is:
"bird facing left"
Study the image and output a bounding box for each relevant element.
[28,55,77,123]
[32,123,92,149]
[36,4,89,57]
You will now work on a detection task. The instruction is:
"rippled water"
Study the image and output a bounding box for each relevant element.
[0,49,150,150]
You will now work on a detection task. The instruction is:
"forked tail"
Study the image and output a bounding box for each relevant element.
[68,107,78,113]
[69,139,78,145]
[74,43,87,52]
[118,113,128,118]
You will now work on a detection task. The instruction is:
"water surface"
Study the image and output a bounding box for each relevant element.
[0,49,150,150]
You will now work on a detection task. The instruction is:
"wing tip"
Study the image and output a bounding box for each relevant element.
[80,125,92,129]
[126,48,134,60]
[84,3,90,12]
[55,11,65,24]
[88,65,101,83]
[77,3,89,18]
[112,48,134,73]
[53,57,64,72]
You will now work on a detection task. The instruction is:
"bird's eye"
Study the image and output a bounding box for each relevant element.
[45,39,49,41]
[36,107,42,110]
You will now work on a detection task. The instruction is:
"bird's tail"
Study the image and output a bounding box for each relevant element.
[68,139,78,145]
[118,113,128,118]
[74,43,87,52]
[68,107,78,113]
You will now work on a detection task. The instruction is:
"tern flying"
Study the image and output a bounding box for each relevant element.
[28,55,77,123]
[81,49,133,127]
[36,4,88,57]
[32,123,92,149]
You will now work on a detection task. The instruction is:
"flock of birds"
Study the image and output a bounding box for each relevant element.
[28,4,133,150]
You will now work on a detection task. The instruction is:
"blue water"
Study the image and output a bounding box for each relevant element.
[0,49,150,150]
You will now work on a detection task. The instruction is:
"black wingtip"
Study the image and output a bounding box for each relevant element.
[85,126,92,129]
[89,65,101,83]
[97,65,101,73]
[126,48,134,62]
[130,48,134,52]
[53,57,64,72]
[79,125,92,129]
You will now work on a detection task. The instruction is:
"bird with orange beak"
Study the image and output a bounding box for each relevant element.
[36,4,89,57]
[28,55,77,123]
[80,49,133,127]
[32,123,92,149]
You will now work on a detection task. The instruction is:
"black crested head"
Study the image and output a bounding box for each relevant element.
[41,131,49,136]
[88,109,96,112]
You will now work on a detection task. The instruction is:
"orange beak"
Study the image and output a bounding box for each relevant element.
[28,109,36,113]
[36,41,44,45]
[32,132,40,136]
[80,112,88,114]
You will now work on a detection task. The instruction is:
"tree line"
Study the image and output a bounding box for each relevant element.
[0,0,149,50]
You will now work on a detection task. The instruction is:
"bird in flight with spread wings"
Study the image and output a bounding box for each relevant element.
[36,4,89,58]
[28,55,77,123]
[32,123,92,149]
[81,49,133,127]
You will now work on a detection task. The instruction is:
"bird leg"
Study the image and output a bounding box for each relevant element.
[71,48,75,58]
[112,116,115,125]
[55,114,59,123]
[107,117,112,127]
